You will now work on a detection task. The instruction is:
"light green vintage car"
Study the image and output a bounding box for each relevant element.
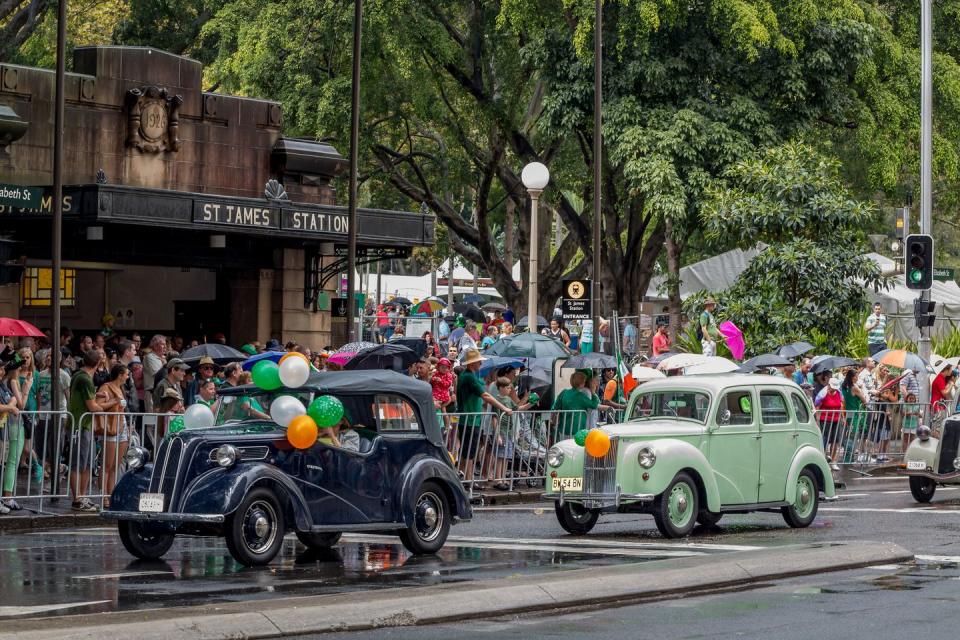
[544,375,836,538]
[901,416,960,502]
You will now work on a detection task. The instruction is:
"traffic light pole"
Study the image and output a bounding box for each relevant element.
[919,0,933,406]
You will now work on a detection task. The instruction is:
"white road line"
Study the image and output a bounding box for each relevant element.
[437,540,706,558]
[882,487,958,495]
[72,570,173,580]
[0,601,111,617]
[342,533,761,553]
[837,493,870,498]
[916,554,960,563]
[474,507,547,512]
[820,507,959,515]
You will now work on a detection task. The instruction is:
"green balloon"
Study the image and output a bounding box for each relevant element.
[308,395,344,428]
[252,360,282,391]
[169,416,185,434]
[574,429,589,446]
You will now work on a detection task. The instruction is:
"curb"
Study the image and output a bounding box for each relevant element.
[0,540,912,639]
[0,512,102,533]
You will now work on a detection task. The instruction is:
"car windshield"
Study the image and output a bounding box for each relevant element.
[216,391,313,424]
[629,390,711,424]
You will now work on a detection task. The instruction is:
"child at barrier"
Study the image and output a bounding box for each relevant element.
[490,378,537,490]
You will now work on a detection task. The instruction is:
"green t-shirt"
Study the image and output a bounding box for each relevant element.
[19,375,37,412]
[552,387,600,436]
[456,371,487,428]
[699,310,719,340]
[68,370,96,431]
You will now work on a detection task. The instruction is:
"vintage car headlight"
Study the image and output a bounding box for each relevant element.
[954,457,960,471]
[124,446,149,470]
[547,446,565,468]
[917,425,932,442]
[214,444,239,468]
[637,447,657,469]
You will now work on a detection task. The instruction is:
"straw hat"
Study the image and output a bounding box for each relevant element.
[461,349,486,366]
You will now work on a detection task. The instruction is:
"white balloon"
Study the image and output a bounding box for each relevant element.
[183,403,215,430]
[279,356,310,388]
[270,395,306,427]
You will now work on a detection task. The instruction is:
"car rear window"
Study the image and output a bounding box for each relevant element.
[791,393,811,423]
[373,395,421,433]
[759,391,790,425]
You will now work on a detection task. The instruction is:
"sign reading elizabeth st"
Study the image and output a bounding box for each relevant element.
[192,200,349,235]
[0,184,56,211]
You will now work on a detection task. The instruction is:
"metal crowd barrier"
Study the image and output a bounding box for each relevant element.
[440,409,589,497]
[0,410,172,512]
[815,401,946,475]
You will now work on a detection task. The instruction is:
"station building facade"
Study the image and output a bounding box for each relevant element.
[0,45,433,346]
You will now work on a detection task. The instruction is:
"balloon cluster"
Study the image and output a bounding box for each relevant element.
[252,352,311,391]
[285,396,345,449]
[573,428,611,458]
[249,352,344,449]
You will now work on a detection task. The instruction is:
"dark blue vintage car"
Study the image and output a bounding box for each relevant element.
[103,370,472,566]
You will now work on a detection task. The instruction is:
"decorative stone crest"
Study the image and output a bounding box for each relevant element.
[124,86,183,153]
[264,179,289,201]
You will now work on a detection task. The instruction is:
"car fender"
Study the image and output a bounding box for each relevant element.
[397,454,472,528]
[903,436,939,473]
[620,439,721,512]
[180,463,314,530]
[785,445,836,499]
[110,464,154,511]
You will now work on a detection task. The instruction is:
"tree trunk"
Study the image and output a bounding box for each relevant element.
[504,198,515,269]
[665,220,683,344]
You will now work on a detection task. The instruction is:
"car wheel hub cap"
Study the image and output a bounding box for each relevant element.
[416,492,443,542]
[244,501,277,553]
[669,484,693,525]
[799,487,810,506]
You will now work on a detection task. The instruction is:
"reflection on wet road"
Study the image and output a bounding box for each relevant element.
[0,529,695,619]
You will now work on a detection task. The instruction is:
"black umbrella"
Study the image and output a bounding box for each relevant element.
[482,301,506,312]
[389,337,428,359]
[810,356,859,375]
[389,297,413,306]
[180,343,248,366]
[452,303,486,323]
[485,335,514,356]
[515,315,549,330]
[344,344,418,372]
[776,341,815,359]
[562,352,617,369]
[740,353,793,371]
[518,367,553,393]
[494,333,569,358]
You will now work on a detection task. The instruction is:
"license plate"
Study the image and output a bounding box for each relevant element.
[138,493,165,512]
[552,477,583,492]
[906,460,927,471]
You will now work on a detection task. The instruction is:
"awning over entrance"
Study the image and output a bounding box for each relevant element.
[0,183,434,248]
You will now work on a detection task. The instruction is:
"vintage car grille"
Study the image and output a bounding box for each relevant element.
[583,436,619,494]
[939,419,960,474]
[149,436,185,511]
[209,445,269,462]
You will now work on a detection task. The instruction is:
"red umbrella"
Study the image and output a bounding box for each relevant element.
[0,318,45,337]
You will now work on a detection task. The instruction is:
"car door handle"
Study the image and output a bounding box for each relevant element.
[753,434,762,439]
[792,433,800,438]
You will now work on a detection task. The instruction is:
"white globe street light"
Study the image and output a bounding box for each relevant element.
[522,162,550,333]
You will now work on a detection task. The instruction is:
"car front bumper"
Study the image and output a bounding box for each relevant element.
[543,486,655,508]
[101,510,225,524]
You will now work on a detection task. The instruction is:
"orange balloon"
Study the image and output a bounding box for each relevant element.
[584,429,611,458]
[287,414,319,449]
[280,352,309,365]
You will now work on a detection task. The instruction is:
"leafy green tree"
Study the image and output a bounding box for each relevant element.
[698,142,886,355]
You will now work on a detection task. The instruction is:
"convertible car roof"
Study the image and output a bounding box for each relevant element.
[221,370,443,446]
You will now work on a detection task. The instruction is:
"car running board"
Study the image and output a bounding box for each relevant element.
[308,522,405,533]
[720,501,790,513]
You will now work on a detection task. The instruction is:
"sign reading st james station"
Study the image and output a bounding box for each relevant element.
[192,200,349,235]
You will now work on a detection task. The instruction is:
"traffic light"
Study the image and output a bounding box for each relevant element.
[905,234,934,290]
[914,298,937,328]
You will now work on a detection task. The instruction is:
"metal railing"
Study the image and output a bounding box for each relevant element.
[441,409,591,497]
[815,401,945,473]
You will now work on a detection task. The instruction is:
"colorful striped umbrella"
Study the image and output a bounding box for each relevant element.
[412,299,445,315]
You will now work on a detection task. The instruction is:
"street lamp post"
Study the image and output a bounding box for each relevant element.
[521,162,549,333]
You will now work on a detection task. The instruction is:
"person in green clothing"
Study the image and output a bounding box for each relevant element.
[699,298,721,357]
[840,368,867,463]
[15,347,43,484]
[551,371,600,438]
[196,378,219,411]
[67,350,106,512]
[456,349,512,485]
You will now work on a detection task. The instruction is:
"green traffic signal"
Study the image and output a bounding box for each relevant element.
[910,269,923,283]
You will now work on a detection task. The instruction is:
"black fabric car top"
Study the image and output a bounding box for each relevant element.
[219,370,443,446]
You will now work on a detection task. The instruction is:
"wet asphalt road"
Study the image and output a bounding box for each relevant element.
[1,474,958,632]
